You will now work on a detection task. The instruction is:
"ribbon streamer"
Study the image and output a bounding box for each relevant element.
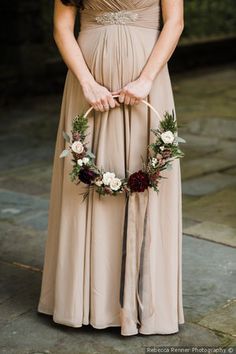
[119,190,155,333]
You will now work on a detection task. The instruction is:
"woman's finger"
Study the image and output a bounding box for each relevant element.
[118,92,125,103]
[102,100,110,111]
[114,99,120,107]
[107,95,116,109]
[103,104,110,111]
[111,90,121,98]
[134,98,141,105]
[124,94,131,105]
[93,103,99,111]
[97,101,105,112]
[101,97,110,110]
[129,97,136,106]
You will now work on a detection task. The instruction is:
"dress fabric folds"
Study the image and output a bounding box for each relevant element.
[37,0,185,336]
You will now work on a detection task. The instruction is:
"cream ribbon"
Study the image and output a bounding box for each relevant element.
[119,190,155,331]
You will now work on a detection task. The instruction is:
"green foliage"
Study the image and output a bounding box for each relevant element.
[69,164,81,182]
[159,111,177,133]
[148,143,159,155]
[72,114,89,140]
[183,0,236,39]
[147,110,185,160]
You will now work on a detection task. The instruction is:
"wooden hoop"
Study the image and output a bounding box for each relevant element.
[83,94,162,120]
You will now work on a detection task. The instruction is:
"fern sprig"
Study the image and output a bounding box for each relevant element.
[160,110,177,133]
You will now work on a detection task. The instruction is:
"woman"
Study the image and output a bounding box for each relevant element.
[37,0,185,336]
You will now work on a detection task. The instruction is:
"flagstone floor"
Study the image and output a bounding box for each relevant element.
[0,64,235,353]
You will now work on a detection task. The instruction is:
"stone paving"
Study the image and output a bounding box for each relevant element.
[0,64,236,353]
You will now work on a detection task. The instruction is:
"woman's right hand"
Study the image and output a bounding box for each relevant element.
[81,79,120,112]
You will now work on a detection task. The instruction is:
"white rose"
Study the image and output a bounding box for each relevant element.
[77,159,83,166]
[161,131,175,144]
[110,177,122,191]
[95,179,103,187]
[71,141,84,154]
[82,157,89,165]
[102,172,116,186]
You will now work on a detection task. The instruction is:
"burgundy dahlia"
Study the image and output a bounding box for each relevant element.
[79,168,97,185]
[128,170,149,192]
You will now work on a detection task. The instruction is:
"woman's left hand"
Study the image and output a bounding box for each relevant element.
[112,76,153,106]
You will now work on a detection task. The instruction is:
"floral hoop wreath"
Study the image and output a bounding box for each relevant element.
[60,95,186,200]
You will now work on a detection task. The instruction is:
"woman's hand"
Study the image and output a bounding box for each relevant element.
[81,79,120,112]
[112,76,153,106]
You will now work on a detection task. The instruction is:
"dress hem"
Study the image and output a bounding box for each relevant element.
[37,307,185,335]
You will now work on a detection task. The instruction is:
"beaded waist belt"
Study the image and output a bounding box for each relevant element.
[79,5,161,31]
[95,10,139,25]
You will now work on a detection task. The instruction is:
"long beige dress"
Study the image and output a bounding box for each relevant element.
[37,0,185,336]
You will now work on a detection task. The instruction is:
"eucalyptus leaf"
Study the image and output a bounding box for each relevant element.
[165,163,173,170]
[87,150,96,159]
[59,149,69,158]
[63,131,71,143]
[177,136,186,143]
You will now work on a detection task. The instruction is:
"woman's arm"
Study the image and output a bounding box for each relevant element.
[114,0,184,105]
[53,0,119,111]
[141,0,184,81]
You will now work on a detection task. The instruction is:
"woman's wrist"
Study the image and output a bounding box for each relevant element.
[79,74,95,89]
[139,71,155,84]
[139,72,155,84]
